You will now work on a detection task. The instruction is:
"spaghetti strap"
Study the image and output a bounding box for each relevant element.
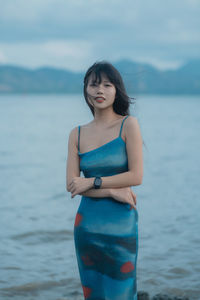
[78,125,81,152]
[119,115,129,137]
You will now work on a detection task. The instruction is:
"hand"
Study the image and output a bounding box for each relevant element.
[68,177,93,198]
[110,187,137,210]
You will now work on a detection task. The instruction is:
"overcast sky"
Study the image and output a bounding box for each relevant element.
[0,0,199,71]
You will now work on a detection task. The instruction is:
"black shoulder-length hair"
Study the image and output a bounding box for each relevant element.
[83,60,135,116]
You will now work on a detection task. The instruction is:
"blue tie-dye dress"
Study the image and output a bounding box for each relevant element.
[74,115,139,300]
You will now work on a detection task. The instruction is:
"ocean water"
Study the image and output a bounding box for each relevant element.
[0,94,199,300]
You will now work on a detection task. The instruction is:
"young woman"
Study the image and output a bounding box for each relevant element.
[66,61,143,300]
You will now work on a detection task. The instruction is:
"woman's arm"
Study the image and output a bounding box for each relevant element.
[79,188,112,198]
[68,116,143,197]
[66,127,81,191]
[79,187,137,209]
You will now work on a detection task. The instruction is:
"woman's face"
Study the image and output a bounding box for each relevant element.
[86,72,116,110]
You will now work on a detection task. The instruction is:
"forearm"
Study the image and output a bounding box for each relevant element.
[86,171,142,190]
[79,188,112,198]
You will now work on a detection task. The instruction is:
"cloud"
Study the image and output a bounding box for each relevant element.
[0,0,200,70]
[42,40,92,60]
[0,39,95,71]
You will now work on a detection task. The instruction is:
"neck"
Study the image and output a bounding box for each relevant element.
[93,108,119,126]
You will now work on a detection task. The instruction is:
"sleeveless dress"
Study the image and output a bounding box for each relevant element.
[74,115,139,300]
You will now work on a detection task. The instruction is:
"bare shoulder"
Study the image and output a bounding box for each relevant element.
[124,116,142,139]
[125,115,140,129]
[69,126,78,139]
[68,122,92,146]
[68,126,80,150]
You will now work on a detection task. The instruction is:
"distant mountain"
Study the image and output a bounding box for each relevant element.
[0,59,200,94]
[114,59,200,95]
[0,65,83,94]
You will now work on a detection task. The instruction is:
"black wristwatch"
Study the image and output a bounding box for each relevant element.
[93,176,102,189]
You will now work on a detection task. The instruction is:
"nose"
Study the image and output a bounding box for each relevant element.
[96,84,104,94]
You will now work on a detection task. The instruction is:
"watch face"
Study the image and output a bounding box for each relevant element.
[94,177,102,188]
[96,178,101,185]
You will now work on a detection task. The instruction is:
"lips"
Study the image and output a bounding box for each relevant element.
[95,97,105,102]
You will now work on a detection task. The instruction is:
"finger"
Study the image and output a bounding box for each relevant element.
[130,196,136,209]
[71,186,76,193]
[69,180,77,187]
[132,190,137,200]
[72,191,77,198]
[69,188,75,194]
[69,182,74,188]
[132,202,136,210]
[131,190,137,205]
[127,199,136,210]
[129,202,136,210]
[71,191,76,198]
[131,199,136,209]
[131,193,136,205]
[69,183,75,191]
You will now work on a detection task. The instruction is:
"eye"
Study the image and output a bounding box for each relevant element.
[89,83,97,86]
[105,84,111,87]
